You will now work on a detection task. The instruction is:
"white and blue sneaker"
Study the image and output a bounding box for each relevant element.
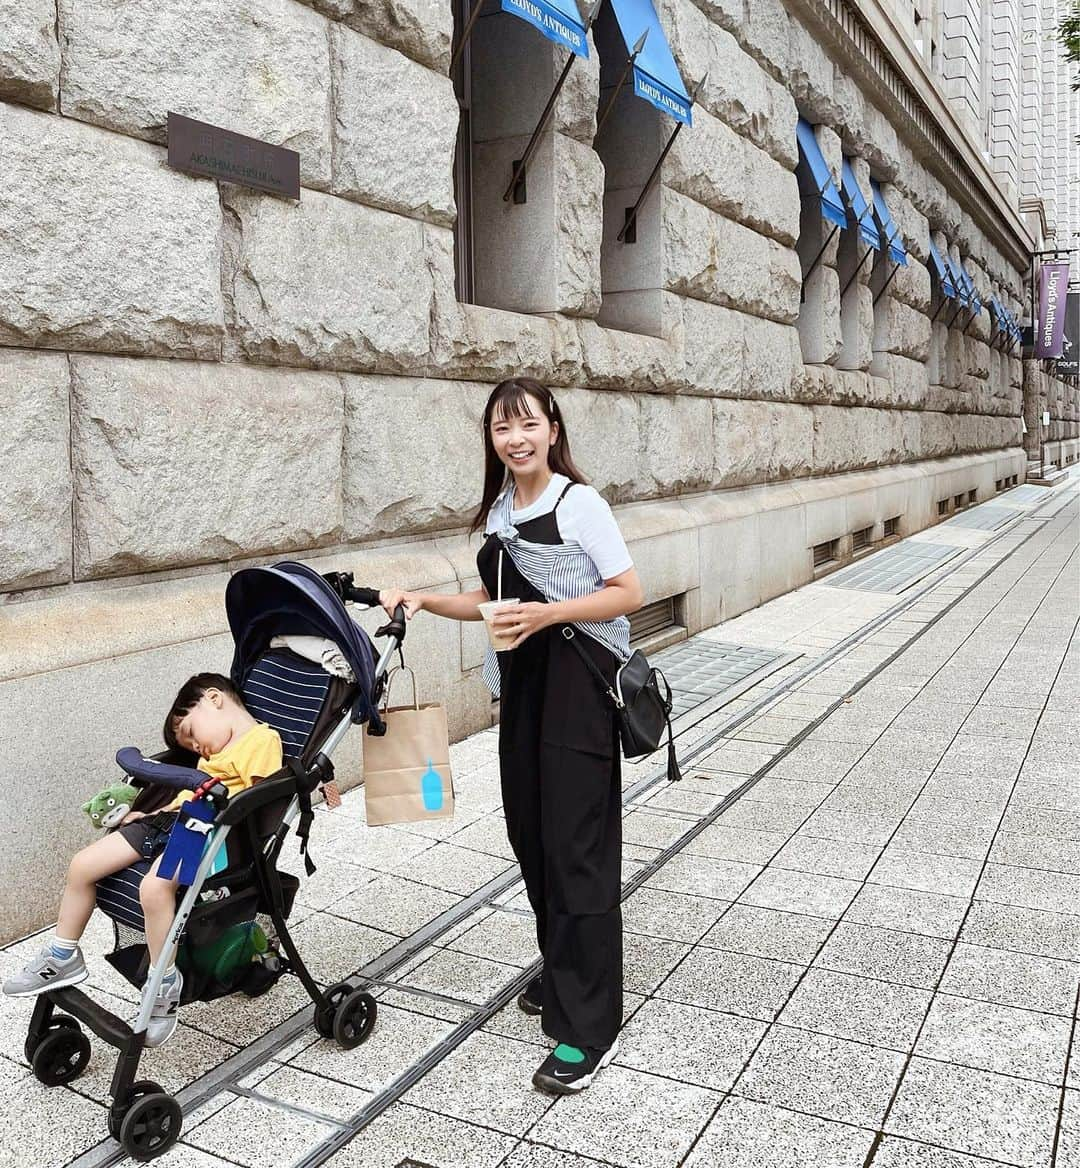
[144,968,183,1048]
[2,945,88,997]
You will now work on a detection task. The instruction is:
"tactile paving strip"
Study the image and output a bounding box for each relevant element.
[819,540,965,593]
[1000,485,1052,504]
[652,640,789,718]
[946,505,1021,531]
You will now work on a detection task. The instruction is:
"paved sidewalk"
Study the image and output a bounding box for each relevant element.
[1,480,1077,1168]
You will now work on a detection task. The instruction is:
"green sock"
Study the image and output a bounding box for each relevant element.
[553,1043,585,1063]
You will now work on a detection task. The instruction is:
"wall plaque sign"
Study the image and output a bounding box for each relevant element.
[167,112,300,200]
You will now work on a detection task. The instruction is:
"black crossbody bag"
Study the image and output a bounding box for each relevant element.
[561,627,682,783]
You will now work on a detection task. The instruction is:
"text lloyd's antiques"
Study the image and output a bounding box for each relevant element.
[166,112,300,201]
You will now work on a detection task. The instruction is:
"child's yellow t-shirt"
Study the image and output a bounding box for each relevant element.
[165,723,283,811]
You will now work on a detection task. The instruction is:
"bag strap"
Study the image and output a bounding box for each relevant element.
[560,626,622,708]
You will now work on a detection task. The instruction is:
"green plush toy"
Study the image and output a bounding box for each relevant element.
[82,782,140,829]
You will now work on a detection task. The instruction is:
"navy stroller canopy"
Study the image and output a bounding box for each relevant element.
[226,561,380,726]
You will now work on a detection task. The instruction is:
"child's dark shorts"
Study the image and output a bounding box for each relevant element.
[115,811,178,863]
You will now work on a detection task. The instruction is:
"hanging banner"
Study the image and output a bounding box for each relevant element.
[1034,261,1069,358]
[1060,291,1079,378]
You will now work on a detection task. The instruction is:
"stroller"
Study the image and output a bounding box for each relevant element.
[21,562,405,1161]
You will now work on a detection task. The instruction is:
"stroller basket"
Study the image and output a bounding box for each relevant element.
[21,565,405,1162]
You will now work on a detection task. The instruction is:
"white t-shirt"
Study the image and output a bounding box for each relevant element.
[487,474,633,580]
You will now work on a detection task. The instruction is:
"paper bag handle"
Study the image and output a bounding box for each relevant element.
[381,665,420,711]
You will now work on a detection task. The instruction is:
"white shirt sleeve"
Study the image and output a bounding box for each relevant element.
[560,486,633,579]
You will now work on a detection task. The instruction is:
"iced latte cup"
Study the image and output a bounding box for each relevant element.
[477,599,520,651]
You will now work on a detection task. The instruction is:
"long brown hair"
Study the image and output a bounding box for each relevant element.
[470,379,586,534]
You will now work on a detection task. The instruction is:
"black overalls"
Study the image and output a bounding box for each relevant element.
[477,489,624,1050]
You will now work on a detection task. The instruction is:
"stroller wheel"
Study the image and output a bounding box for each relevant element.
[119,1091,182,1162]
[24,1015,79,1065]
[30,1024,91,1087]
[108,1080,165,1140]
[332,990,377,1050]
[313,981,353,1039]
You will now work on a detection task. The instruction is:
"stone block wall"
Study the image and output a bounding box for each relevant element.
[0,0,1075,935]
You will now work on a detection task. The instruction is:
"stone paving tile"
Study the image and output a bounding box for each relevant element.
[976,863,1080,915]
[254,1063,372,1119]
[918,770,1014,804]
[739,867,862,919]
[887,820,995,862]
[905,795,1006,831]
[939,943,1080,1017]
[332,872,462,937]
[624,933,693,995]
[797,808,904,847]
[819,784,919,817]
[387,841,514,895]
[447,812,519,860]
[844,884,970,939]
[999,806,1080,841]
[185,1094,338,1166]
[400,946,524,1005]
[656,947,803,1022]
[643,852,760,901]
[885,1057,1059,1167]
[813,923,954,989]
[700,904,835,964]
[290,1003,455,1092]
[737,1024,905,1127]
[771,834,883,881]
[766,739,869,783]
[778,968,932,1051]
[747,774,836,805]
[915,993,1072,1084]
[614,998,765,1092]
[322,1101,518,1168]
[403,1031,554,1135]
[715,798,809,835]
[683,1096,875,1168]
[0,1074,106,1167]
[960,901,1080,962]
[1011,780,1080,814]
[868,848,985,898]
[442,907,541,968]
[938,735,1029,783]
[622,809,696,850]
[682,823,787,864]
[527,1064,720,1168]
[623,886,730,944]
[870,1136,1024,1168]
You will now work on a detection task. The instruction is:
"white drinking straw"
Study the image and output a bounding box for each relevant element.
[497,549,504,603]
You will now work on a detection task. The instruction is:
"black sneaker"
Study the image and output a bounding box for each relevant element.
[517,974,542,1016]
[532,1039,619,1095]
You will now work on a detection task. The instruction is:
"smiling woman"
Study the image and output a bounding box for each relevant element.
[380,377,642,1095]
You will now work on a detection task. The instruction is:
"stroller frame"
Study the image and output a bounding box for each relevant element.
[22,570,404,1161]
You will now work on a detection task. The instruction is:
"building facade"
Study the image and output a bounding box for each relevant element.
[0,0,1077,938]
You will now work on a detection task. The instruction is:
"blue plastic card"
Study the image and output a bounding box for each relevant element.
[158,799,217,886]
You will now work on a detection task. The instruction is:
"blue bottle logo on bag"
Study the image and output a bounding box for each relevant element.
[421,760,444,812]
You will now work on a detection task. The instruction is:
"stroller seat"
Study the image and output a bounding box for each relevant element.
[95,647,355,997]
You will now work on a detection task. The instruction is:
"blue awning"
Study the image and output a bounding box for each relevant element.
[796,119,847,230]
[501,0,590,57]
[609,0,692,123]
[870,180,908,266]
[945,256,966,306]
[927,239,956,299]
[841,159,880,250]
[962,268,981,315]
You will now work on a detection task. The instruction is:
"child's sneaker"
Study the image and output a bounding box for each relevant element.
[517,974,542,1016]
[532,1039,619,1095]
[2,945,88,997]
[144,968,183,1048]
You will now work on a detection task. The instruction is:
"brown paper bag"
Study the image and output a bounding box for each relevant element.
[362,667,454,826]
